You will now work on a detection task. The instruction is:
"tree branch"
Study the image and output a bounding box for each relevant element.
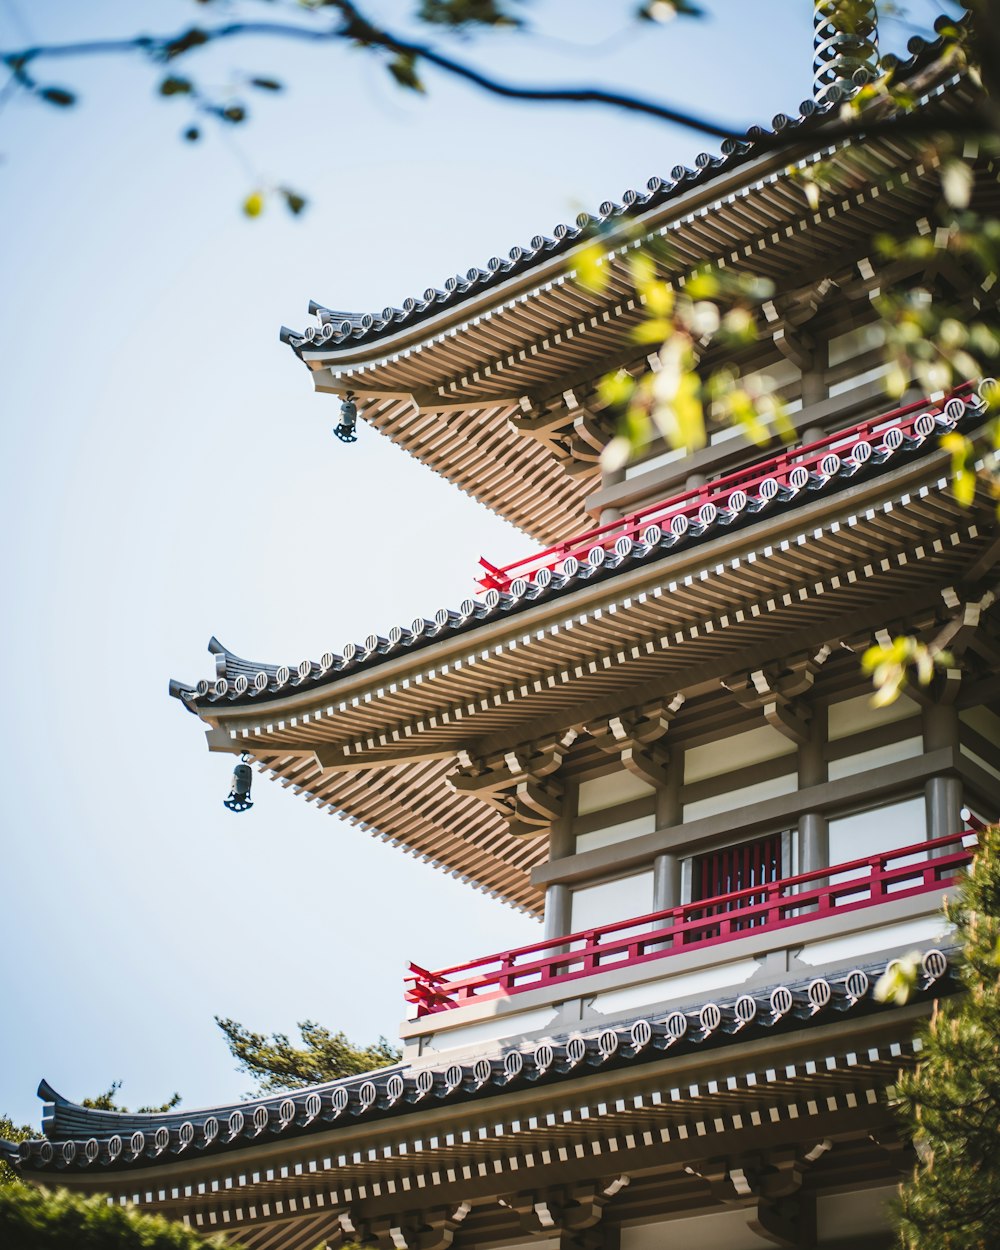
[0,11,738,139]
[2,5,993,153]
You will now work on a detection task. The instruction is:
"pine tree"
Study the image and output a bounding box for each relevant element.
[215,1018,401,1096]
[895,822,1000,1249]
[0,1185,237,1249]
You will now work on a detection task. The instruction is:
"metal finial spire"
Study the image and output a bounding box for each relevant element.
[813,1,880,102]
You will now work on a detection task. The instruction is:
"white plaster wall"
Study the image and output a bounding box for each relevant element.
[621,1208,764,1250]
[816,1184,897,1240]
[576,813,656,853]
[570,871,655,932]
[622,1184,897,1250]
[683,772,797,822]
[489,1241,559,1250]
[828,794,926,871]
[828,690,918,739]
[592,958,760,1016]
[799,914,951,967]
[828,735,923,781]
[415,1006,558,1053]
[578,771,655,815]
[684,724,795,783]
[828,319,886,365]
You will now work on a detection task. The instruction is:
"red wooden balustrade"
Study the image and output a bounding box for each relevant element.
[477,384,975,592]
[405,830,976,1017]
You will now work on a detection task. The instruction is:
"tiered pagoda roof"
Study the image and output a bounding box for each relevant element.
[5,948,956,1195]
[279,19,982,541]
[166,14,999,912]
[171,390,1000,912]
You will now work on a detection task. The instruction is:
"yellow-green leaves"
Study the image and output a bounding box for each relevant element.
[575,242,608,295]
[874,952,921,1005]
[941,158,973,210]
[861,636,953,707]
[941,432,977,507]
[684,269,720,300]
[577,244,787,472]
[597,370,636,410]
[241,187,308,219]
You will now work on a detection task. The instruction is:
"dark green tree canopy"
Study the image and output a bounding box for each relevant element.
[0,1116,32,1190]
[216,1017,401,1096]
[893,823,1000,1249]
[0,1185,239,1250]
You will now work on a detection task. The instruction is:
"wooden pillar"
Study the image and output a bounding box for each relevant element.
[599,465,624,526]
[923,703,962,843]
[543,784,577,940]
[653,756,683,911]
[800,367,827,408]
[797,706,828,874]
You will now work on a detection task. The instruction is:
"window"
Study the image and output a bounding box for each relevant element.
[691,833,783,932]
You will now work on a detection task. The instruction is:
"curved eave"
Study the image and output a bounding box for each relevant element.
[172,399,991,717]
[14,950,958,1179]
[169,411,998,911]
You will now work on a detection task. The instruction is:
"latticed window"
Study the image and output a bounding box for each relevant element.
[693,834,783,930]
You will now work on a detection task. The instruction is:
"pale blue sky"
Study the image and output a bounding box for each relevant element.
[0,0,955,1127]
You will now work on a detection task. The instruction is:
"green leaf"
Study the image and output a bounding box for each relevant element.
[249,77,283,92]
[418,0,523,27]
[388,53,425,93]
[39,86,76,107]
[638,0,704,19]
[164,27,210,59]
[597,370,635,410]
[874,953,920,1005]
[221,104,247,123]
[280,188,308,216]
[159,76,192,97]
[575,242,608,294]
[685,270,720,299]
[632,318,673,344]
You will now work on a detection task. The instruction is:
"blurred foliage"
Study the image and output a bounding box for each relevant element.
[216,1017,401,1096]
[0,1116,32,1189]
[577,242,793,468]
[877,822,1000,1250]
[0,1185,240,1249]
[861,637,954,707]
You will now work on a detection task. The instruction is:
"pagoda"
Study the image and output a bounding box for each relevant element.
[6,9,999,1250]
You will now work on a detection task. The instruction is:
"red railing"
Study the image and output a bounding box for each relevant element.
[477,384,976,591]
[405,829,976,1017]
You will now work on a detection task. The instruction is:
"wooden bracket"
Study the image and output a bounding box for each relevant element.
[588,696,684,787]
[723,648,830,745]
[451,730,579,836]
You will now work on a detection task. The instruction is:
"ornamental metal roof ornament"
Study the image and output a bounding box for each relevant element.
[813,1,880,103]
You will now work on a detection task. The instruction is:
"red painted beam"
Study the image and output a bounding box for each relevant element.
[476,384,976,593]
[405,829,977,1016]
